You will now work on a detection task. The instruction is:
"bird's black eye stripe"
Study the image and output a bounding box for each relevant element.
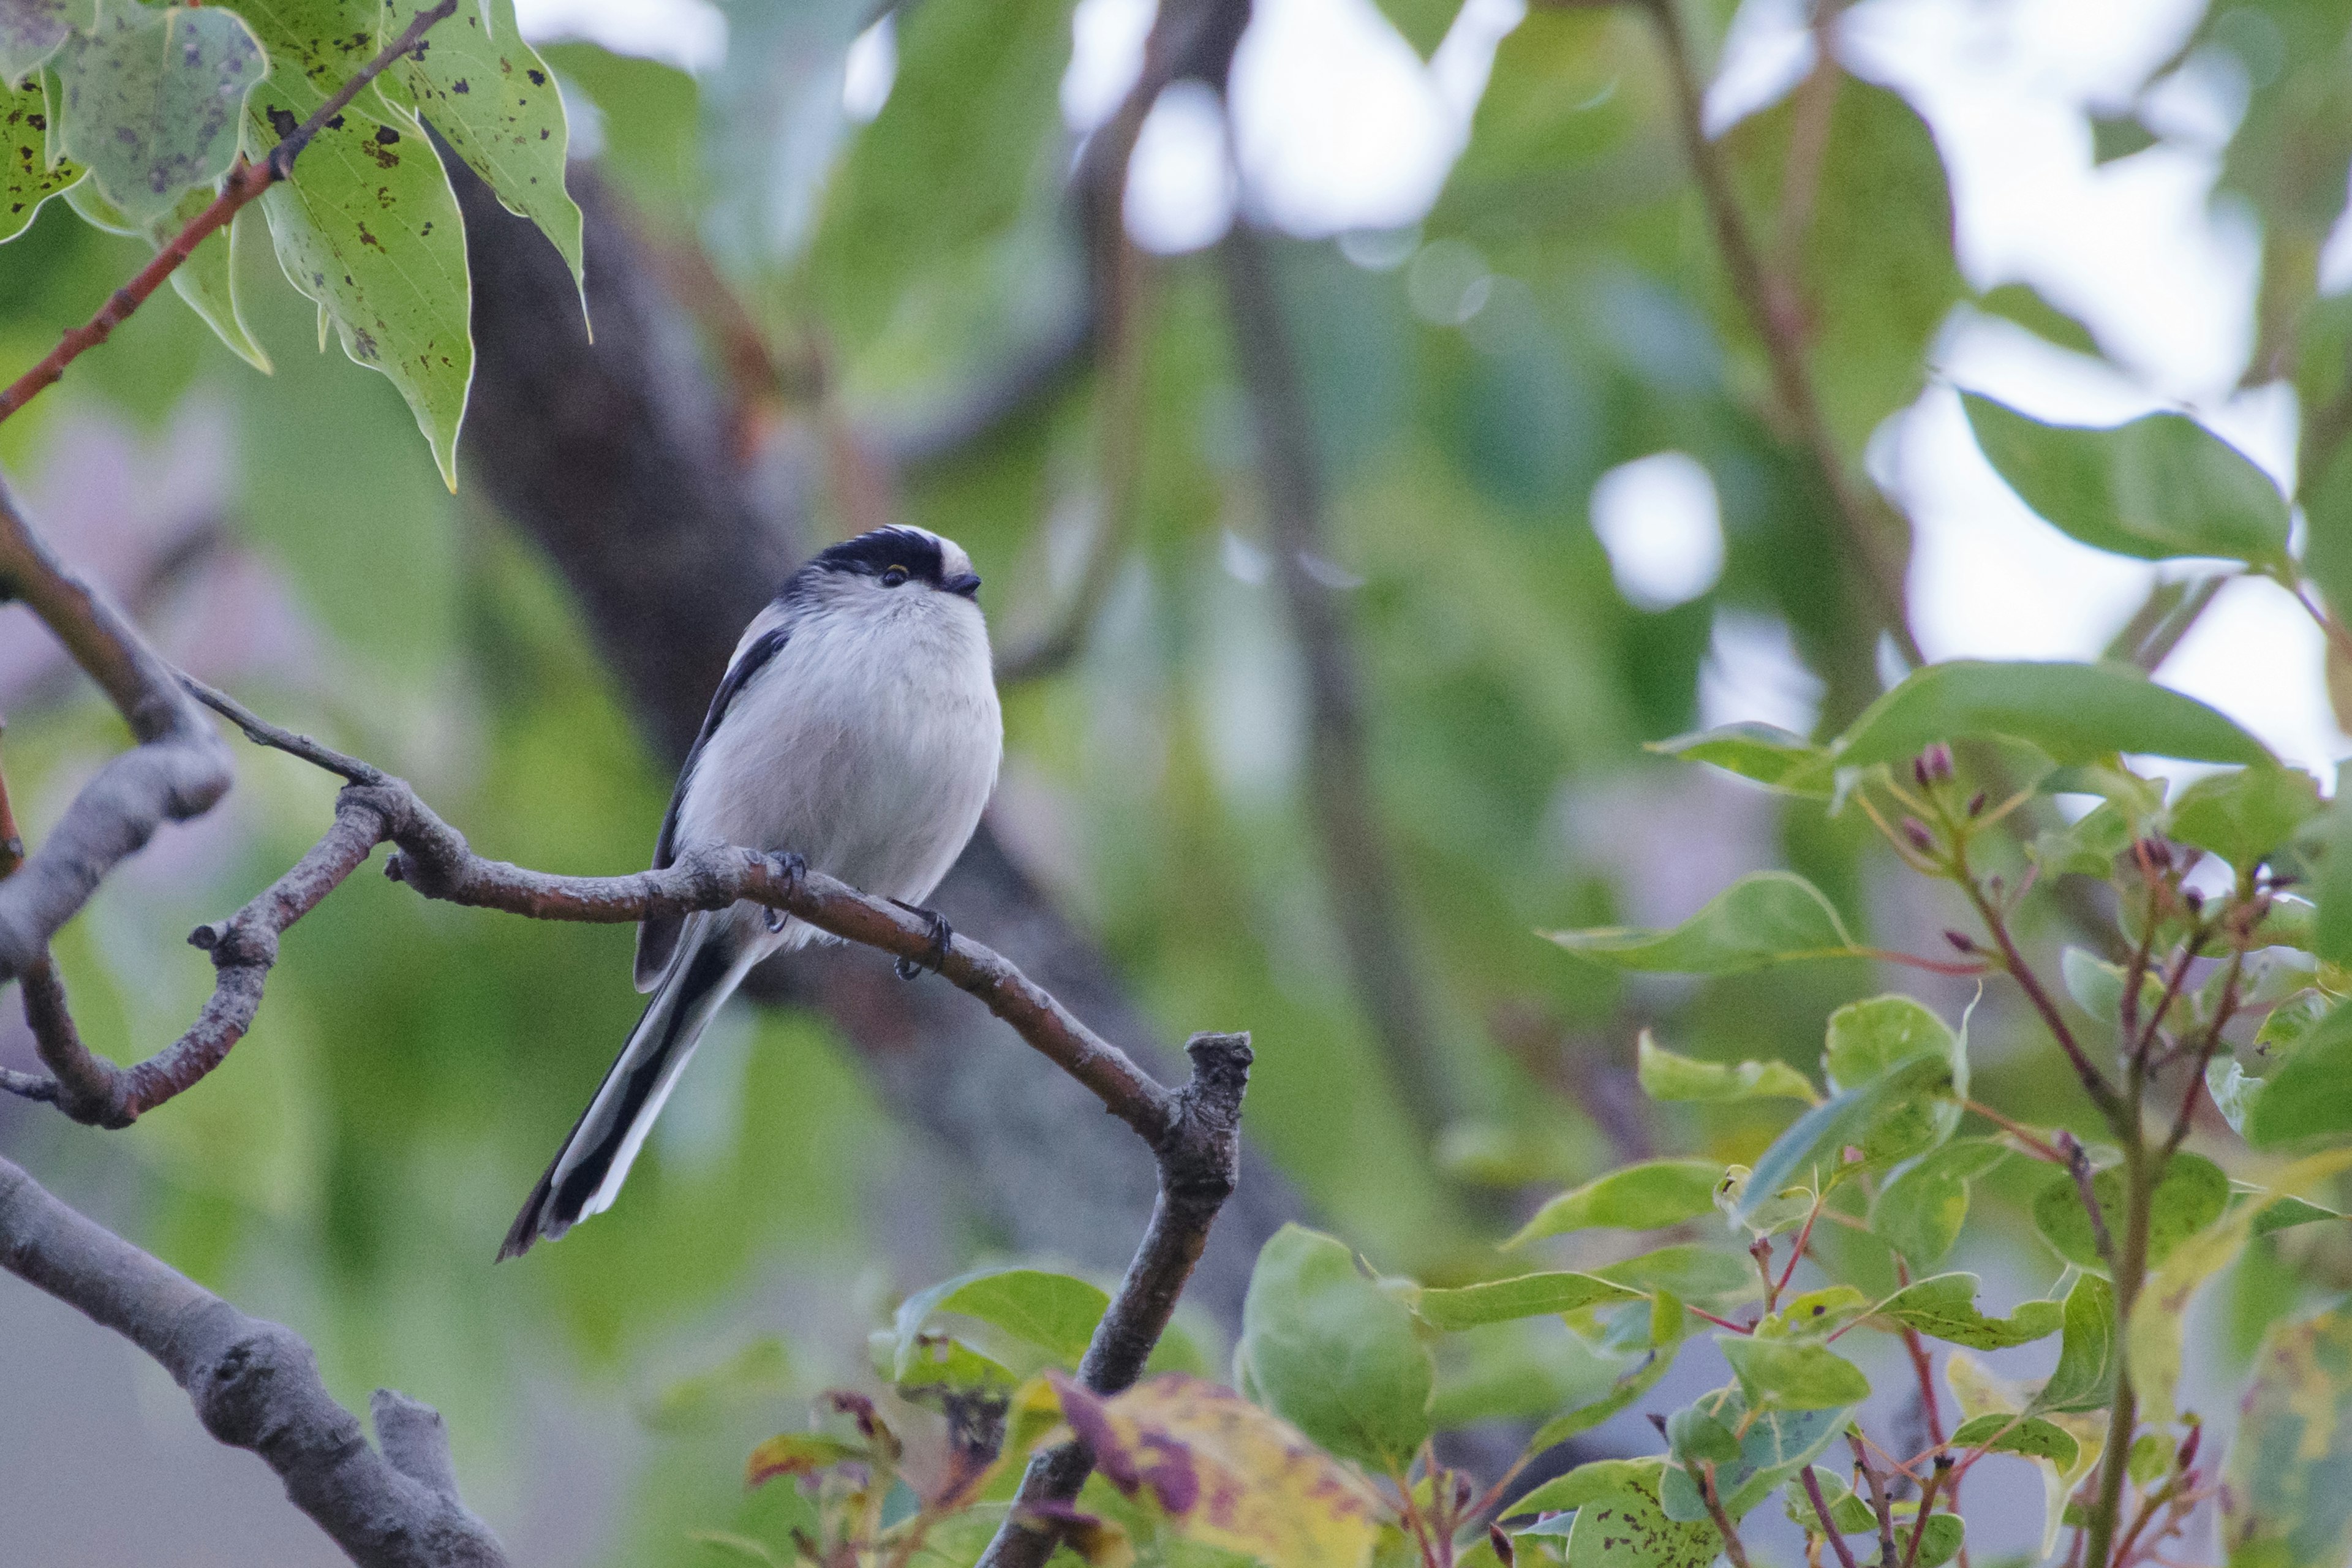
[881,565,910,588]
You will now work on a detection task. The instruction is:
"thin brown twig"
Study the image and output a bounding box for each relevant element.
[1849,1430,1901,1568]
[0,0,461,424]
[1959,846,2126,1124]
[1802,1464,1861,1568]
[1898,1458,1951,1568]
[1696,1463,1753,1568]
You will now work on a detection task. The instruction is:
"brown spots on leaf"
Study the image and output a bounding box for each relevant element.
[451,78,469,93]
[375,125,401,145]
[352,328,379,360]
[527,68,545,86]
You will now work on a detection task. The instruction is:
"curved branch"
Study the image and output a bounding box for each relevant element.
[0,1155,507,1567]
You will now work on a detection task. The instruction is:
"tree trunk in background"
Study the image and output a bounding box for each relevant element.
[451,159,1298,1325]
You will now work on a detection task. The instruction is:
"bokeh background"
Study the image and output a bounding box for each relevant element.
[1,0,2346,1560]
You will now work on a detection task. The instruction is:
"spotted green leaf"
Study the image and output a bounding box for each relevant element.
[2,74,78,239]
[1,0,92,88]
[378,0,581,297]
[1950,1412,2081,1469]
[2223,1310,2352,1568]
[236,0,472,486]
[2245,998,2352,1148]
[1546,871,1859,974]
[54,0,261,224]
[1872,1273,2062,1349]
[1547,1460,1721,1568]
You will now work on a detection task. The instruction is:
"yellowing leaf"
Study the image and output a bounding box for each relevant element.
[743,1431,862,1488]
[1050,1373,1385,1568]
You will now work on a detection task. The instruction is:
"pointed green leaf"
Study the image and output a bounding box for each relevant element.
[1822,995,1967,1164]
[2223,1309,2352,1568]
[238,0,472,486]
[1506,1161,1725,1248]
[1237,1225,1433,1470]
[1872,1273,2062,1349]
[1870,1138,2008,1267]
[1738,1054,1961,1223]
[1589,1248,1756,1307]
[1647,722,1831,796]
[1831,659,2272,771]
[1719,1337,1871,1410]
[1,0,93,86]
[1950,1412,2081,1469]
[2245,998,2352,1148]
[2168,764,2322,870]
[1636,1031,1818,1105]
[1414,1272,1643,1331]
[2035,1273,2117,1415]
[140,182,270,369]
[1546,871,1858,974]
[379,0,582,296]
[1,74,78,239]
[2030,1151,2230,1273]
[1526,1301,1687,1450]
[889,1267,1109,1374]
[1961,392,2293,568]
[55,0,260,223]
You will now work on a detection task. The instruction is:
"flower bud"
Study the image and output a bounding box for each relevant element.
[1925,742,1954,782]
[1943,929,1976,953]
[1902,817,1936,853]
[1966,790,1987,818]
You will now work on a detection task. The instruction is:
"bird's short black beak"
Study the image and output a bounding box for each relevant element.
[944,572,982,599]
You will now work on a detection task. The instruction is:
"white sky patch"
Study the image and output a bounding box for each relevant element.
[1126,81,1238,254]
[1064,0,1157,134]
[1700,611,1825,737]
[512,0,725,74]
[1589,453,1725,612]
[2158,577,2350,777]
[842,15,897,124]
[1703,0,1812,135]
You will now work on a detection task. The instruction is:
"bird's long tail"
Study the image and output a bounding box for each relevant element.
[499,922,752,1259]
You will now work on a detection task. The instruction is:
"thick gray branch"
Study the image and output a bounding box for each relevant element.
[0,1155,506,1567]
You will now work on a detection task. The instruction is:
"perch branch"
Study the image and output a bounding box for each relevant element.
[0,1153,507,1567]
[0,0,460,423]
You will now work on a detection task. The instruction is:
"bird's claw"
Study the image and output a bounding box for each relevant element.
[889,900,953,980]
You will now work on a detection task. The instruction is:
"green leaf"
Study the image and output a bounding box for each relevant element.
[2168,765,2323,870]
[1,74,79,240]
[1414,1272,1643,1330]
[1545,872,1858,974]
[1237,1225,1433,1470]
[2036,1273,2117,1415]
[2059,946,2166,1028]
[1589,1248,1756,1307]
[2030,1151,2230,1273]
[1822,995,1967,1164]
[1758,1286,1871,1340]
[2030,799,2133,878]
[2250,1193,2343,1238]
[1506,1161,1725,1248]
[1831,659,2272,771]
[883,1330,1014,1395]
[2247,998,2352,1148]
[1870,1139,2008,1267]
[2316,793,2352,967]
[1871,1273,2062,1349]
[1961,391,2293,567]
[1663,1403,1739,1464]
[1555,1463,1721,1568]
[1506,1457,1672,1520]
[378,0,582,297]
[1526,1305,1687,1450]
[1658,1388,1849,1523]
[1,0,93,86]
[54,0,261,224]
[2223,1309,2352,1568]
[236,0,472,487]
[1950,1412,2081,1469]
[143,182,270,369]
[1635,1031,1817,1104]
[890,1267,1110,1374]
[2255,988,2333,1060]
[1719,1337,1871,1410]
[1370,0,1460,55]
[1646,723,1831,796]
[1738,1054,1961,1223]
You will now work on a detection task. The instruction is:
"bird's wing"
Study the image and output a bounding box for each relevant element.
[634,619,793,990]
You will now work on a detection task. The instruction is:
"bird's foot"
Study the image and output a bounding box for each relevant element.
[764,852,809,934]
[888,900,953,980]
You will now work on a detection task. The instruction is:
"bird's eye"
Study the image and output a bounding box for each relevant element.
[881,565,910,588]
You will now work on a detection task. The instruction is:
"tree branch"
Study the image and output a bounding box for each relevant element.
[1218,218,1460,1143]
[1640,0,1923,665]
[0,0,461,423]
[976,1031,1252,1568]
[0,1153,507,1567]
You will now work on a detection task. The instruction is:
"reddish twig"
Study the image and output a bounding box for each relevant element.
[0,0,461,424]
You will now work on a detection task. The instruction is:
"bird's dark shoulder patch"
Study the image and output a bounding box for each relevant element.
[651,621,791,872]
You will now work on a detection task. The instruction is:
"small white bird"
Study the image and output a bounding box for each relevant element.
[501,526,1002,1257]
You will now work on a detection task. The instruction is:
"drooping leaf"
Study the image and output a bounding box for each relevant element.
[889,1267,1110,1375]
[140,182,270,369]
[1051,1373,1385,1568]
[378,0,582,296]
[54,0,262,224]
[2245,999,2352,1148]
[1236,1226,1433,1470]
[1950,1412,2081,1470]
[1,0,92,86]
[1961,392,2293,568]
[1,75,78,239]
[1545,872,1858,973]
[1635,1031,1817,1105]
[2168,764,2323,870]
[1830,660,2272,771]
[2222,1310,2352,1568]
[1870,1139,2008,1267]
[1657,1387,1849,1523]
[1647,722,1831,796]
[1413,1272,1643,1330]
[2035,1273,2117,1415]
[1507,1160,1725,1248]
[1871,1273,2062,1350]
[236,0,472,486]
[1737,1054,1961,1224]
[1719,1337,1870,1411]
[2030,1151,2229,1273]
